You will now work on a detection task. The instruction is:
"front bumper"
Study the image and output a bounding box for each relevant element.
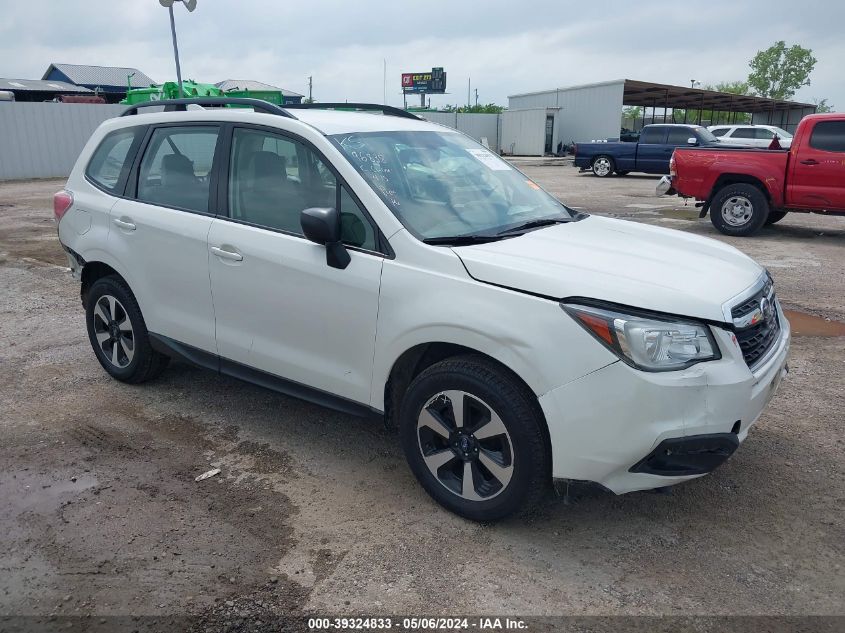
[538,310,790,494]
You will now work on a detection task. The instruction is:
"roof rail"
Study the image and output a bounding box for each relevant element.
[121,97,296,118]
[282,102,422,120]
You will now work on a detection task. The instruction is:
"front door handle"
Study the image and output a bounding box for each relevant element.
[210,246,243,262]
[800,159,819,165]
[112,217,136,231]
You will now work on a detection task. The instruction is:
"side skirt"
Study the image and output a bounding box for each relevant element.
[148,333,382,420]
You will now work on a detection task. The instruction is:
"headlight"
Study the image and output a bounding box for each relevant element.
[562,303,720,371]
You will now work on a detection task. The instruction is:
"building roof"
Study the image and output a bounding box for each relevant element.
[511,78,815,114]
[215,79,304,98]
[43,63,155,89]
[0,78,93,93]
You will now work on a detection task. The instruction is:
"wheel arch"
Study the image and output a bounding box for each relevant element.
[382,343,551,455]
[80,259,127,308]
[706,173,776,213]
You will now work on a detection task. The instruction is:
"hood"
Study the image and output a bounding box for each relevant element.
[453,216,764,322]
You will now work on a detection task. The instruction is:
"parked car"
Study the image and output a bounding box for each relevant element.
[574,124,724,177]
[708,124,793,149]
[56,98,789,521]
[660,113,845,236]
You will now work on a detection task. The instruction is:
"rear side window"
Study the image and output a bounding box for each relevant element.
[731,128,756,139]
[639,127,666,144]
[809,121,845,152]
[86,128,142,193]
[137,126,220,213]
[710,128,729,137]
[754,128,774,140]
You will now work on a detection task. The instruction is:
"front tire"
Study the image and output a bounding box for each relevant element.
[591,155,615,177]
[399,356,550,522]
[710,183,770,236]
[86,275,169,383]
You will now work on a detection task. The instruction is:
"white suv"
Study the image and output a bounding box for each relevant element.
[708,124,793,148]
[56,98,790,521]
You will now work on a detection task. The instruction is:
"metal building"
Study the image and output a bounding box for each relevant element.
[506,79,817,156]
[42,63,155,103]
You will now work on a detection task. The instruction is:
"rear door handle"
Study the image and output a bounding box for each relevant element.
[210,246,243,262]
[800,159,819,165]
[112,217,136,231]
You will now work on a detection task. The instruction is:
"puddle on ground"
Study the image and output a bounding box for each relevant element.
[1,471,98,515]
[784,310,845,337]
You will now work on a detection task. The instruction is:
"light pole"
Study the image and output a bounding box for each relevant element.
[690,79,700,89]
[159,0,197,98]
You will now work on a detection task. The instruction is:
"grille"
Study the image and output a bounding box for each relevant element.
[731,279,780,369]
[732,278,773,320]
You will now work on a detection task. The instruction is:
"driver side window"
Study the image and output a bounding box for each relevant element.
[228,128,378,250]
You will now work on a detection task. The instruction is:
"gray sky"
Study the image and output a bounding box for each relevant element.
[0,1,840,110]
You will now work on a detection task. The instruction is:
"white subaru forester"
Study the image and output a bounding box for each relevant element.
[56,99,790,521]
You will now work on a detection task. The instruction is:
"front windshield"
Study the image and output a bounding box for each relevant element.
[328,130,575,240]
[771,126,793,139]
[696,127,719,143]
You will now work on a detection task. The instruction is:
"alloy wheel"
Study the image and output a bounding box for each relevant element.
[593,157,611,176]
[92,294,135,368]
[416,390,514,501]
[721,195,753,226]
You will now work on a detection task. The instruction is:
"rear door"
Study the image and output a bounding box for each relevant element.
[635,126,669,173]
[788,119,845,208]
[108,123,222,353]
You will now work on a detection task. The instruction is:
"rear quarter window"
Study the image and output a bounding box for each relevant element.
[809,121,845,152]
[85,127,144,193]
[639,127,666,144]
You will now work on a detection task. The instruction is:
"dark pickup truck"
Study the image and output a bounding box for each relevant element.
[574,124,723,177]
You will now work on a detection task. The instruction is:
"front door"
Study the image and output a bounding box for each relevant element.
[208,125,384,406]
[788,119,845,209]
[108,124,222,353]
[635,126,669,173]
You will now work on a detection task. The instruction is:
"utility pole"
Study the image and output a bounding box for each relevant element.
[307,76,313,102]
[467,78,471,109]
[474,88,479,108]
[167,4,184,97]
[159,0,197,99]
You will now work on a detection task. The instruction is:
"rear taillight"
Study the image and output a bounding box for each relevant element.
[669,153,676,177]
[53,190,73,223]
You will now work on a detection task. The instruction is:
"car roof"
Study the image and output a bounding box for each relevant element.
[106,106,444,137]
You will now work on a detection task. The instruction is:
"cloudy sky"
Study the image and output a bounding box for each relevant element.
[0,1,840,110]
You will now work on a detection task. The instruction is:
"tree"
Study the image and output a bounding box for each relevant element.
[813,98,834,113]
[622,106,642,120]
[440,103,504,113]
[748,41,817,100]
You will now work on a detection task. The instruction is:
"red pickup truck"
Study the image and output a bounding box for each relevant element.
[661,113,845,236]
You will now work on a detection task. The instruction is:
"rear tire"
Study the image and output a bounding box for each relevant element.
[399,356,550,522]
[591,155,615,177]
[710,183,770,236]
[85,275,169,383]
[765,210,788,225]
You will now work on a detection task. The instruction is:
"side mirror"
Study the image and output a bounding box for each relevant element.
[687,137,698,145]
[300,207,351,270]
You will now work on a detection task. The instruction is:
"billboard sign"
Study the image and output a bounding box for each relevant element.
[401,67,446,94]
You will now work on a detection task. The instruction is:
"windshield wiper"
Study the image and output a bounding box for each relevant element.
[422,234,507,246]
[496,217,572,236]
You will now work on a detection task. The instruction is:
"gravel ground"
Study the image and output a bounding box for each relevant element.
[0,172,843,626]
